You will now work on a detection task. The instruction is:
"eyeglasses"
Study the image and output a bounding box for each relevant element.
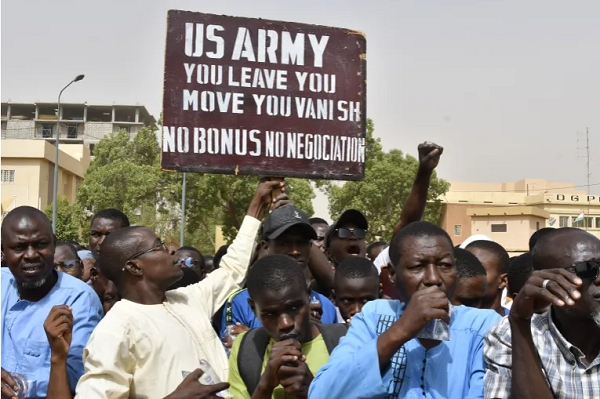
[177,257,199,268]
[54,260,82,270]
[573,260,600,284]
[335,227,367,239]
[127,241,167,262]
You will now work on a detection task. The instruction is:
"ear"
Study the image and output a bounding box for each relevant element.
[386,263,396,285]
[498,273,508,290]
[330,288,337,305]
[379,283,384,299]
[260,240,269,256]
[124,260,143,277]
[248,298,257,317]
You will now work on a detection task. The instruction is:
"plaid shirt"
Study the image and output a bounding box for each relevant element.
[483,312,600,399]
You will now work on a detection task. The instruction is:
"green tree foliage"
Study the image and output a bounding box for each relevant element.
[75,127,315,254]
[324,119,449,243]
[44,196,81,241]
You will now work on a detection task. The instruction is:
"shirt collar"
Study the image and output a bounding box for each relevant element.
[548,310,588,366]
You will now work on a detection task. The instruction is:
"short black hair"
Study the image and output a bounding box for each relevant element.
[529,228,555,252]
[335,257,379,283]
[167,267,200,290]
[247,254,306,299]
[465,240,510,274]
[213,245,229,269]
[55,241,80,260]
[91,209,130,228]
[366,241,387,260]
[97,226,146,286]
[454,248,486,279]
[508,253,533,295]
[389,221,453,266]
[177,246,203,258]
[309,217,329,226]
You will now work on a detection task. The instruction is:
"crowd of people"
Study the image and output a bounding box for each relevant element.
[1,142,599,399]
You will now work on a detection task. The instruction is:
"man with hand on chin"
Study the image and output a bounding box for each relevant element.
[309,221,501,399]
[484,228,600,399]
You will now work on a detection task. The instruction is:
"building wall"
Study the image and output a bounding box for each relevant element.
[470,215,547,252]
[1,140,90,214]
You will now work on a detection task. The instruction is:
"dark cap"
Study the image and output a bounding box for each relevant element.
[262,206,318,241]
[325,209,369,248]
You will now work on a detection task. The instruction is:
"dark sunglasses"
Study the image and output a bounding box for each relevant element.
[573,260,600,284]
[127,241,167,262]
[177,257,199,268]
[335,227,367,239]
[54,260,82,270]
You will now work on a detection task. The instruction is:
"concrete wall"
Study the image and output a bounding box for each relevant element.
[470,215,546,252]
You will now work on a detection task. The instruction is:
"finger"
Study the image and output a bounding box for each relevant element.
[1,383,17,398]
[430,309,451,324]
[1,370,17,391]
[543,274,581,304]
[554,268,583,287]
[272,346,303,359]
[205,382,230,393]
[530,286,567,307]
[186,368,204,380]
[278,339,302,351]
[49,307,74,322]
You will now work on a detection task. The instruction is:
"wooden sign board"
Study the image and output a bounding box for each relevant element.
[161,10,366,180]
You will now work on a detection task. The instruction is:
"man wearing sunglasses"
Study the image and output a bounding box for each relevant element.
[484,228,600,399]
[54,241,84,280]
[325,209,369,267]
[74,179,283,399]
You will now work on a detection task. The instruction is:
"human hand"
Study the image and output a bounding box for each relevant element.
[393,286,450,340]
[278,358,314,399]
[259,339,303,391]
[166,368,230,399]
[44,305,73,361]
[510,269,582,321]
[309,302,323,323]
[248,178,286,219]
[418,142,443,172]
[1,367,19,399]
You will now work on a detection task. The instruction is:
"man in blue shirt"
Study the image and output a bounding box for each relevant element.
[309,221,501,399]
[1,206,102,398]
[220,205,337,340]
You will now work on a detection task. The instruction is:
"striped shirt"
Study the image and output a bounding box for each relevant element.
[483,311,600,399]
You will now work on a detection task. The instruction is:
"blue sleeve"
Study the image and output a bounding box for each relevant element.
[67,290,103,392]
[317,293,337,324]
[465,312,502,399]
[308,306,389,398]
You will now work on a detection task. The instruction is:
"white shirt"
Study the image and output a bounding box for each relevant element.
[373,246,390,274]
[75,216,260,399]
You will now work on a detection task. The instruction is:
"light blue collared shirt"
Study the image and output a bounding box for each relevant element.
[309,299,501,399]
[1,268,103,398]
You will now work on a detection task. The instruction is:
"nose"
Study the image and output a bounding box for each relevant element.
[349,302,361,318]
[23,244,38,260]
[97,234,107,246]
[288,244,301,258]
[423,264,443,287]
[278,313,295,334]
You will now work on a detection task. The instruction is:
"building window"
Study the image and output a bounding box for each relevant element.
[572,216,593,228]
[536,222,540,230]
[453,225,462,236]
[559,216,569,227]
[66,124,78,138]
[1,121,6,130]
[42,124,53,138]
[1,170,15,183]
[89,143,96,156]
[491,223,507,233]
[596,217,600,229]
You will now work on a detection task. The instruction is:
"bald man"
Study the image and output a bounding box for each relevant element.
[485,228,600,399]
[1,206,102,399]
[74,180,283,399]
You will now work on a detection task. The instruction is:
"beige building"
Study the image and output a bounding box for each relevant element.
[439,179,600,254]
[1,140,90,216]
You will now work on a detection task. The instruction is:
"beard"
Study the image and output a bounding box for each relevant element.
[19,277,48,290]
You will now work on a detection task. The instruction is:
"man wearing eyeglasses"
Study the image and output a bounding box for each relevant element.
[54,241,84,280]
[73,180,283,399]
[484,228,600,399]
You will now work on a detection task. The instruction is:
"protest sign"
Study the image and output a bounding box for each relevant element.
[161,10,366,180]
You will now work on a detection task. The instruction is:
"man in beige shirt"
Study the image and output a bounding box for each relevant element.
[73,180,284,399]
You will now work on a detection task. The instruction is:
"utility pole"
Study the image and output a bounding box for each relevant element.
[180,172,187,245]
[577,128,591,231]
